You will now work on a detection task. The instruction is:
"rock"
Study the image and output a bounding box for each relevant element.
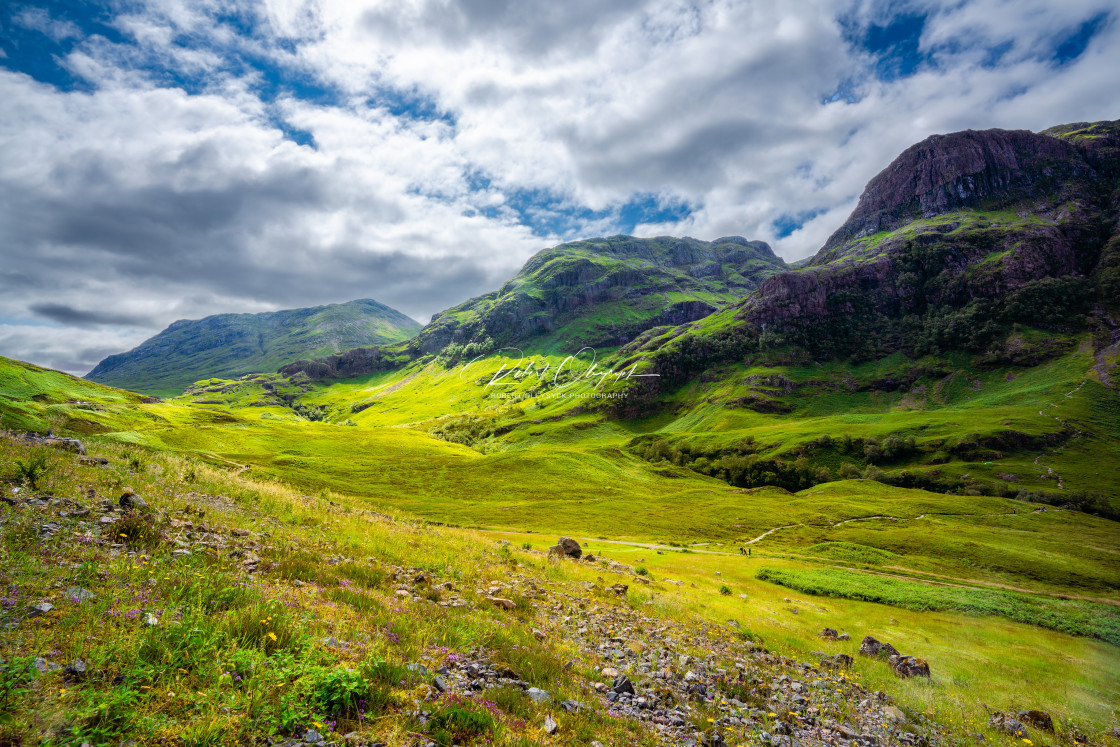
[303,729,323,744]
[532,628,545,641]
[143,613,159,627]
[406,662,429,676]
[989,714,1026,736]
[65,659,87,679]
[119,491,149,510]
[547,537,583,559]
[28,602,54,618]
[560,699,582,712]
[78,456,109,467]
[66,587,95,604]
[526,687,552,704]
[819,627,839,639]
[486,596,516,611]
[496,540,511,546]
[43,437,85,454]
[1017,710,1054,732]
[544,714,558,734]
[883,706,907,723]
[601,667,619,678]
[609,584,629,596]
[432,675,448,692]
[341,734,360,745]
[612,674,636,695]
[1110,727,1120,739]
[837,632,851,641]
[889,655,930,678]
[859,635,900,658]
[821,653,853,670]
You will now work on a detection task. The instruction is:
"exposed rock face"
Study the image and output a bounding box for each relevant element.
[818,128,1088,260]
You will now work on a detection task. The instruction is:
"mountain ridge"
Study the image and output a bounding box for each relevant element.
[86,298,422,396]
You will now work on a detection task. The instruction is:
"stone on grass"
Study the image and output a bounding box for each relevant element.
[544,714,558,734]
[1017,710,1054,732]
[119,491,149,510]
[66,587,94,603]
[28,602,54,618]
[819,627,838,639]
[547,537,583,559]
[858,635,900,658]
[526,687,552,704]
[889,654,930,678]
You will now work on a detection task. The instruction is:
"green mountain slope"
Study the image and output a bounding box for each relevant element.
[85,299,422,396]
[279,235,786,379]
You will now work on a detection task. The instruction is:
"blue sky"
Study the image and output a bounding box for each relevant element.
[0,0,1117,373]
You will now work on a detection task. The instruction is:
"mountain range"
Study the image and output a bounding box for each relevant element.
[85,299,421,396]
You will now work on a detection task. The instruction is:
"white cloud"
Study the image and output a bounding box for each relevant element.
[1,0,1118,373]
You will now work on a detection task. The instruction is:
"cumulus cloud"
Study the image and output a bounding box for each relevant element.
[0,0,1118,373]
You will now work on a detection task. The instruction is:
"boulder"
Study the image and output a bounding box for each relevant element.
[526,687,552,704]
[1017,710,1054,732]
[889,655,930,678]
[612,675,636,695]
[819,627,839,639]
[989,714,1026,736]
[543,714,558,734]
[486,596,516,611]
[119,491,149,510]
[609,584,629,596]
[821,653,853,670]
[859,635,900,658]
[547,537,583,559]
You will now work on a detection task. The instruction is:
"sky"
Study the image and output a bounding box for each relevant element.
[1,0,1118,374]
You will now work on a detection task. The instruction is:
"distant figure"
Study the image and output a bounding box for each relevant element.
[739,546,746,556]
[748,547,751,557]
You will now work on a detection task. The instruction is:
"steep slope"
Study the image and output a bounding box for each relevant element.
[86,299,421,396]
[412,235,786,354]
[281,235,786,379]
[620,120,1120,388]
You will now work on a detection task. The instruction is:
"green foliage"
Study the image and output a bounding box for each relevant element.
[427,700,496,746]
[804,542,900,565]
[757,567,1120,645]
[111,512,164,549]
[11,452,50,490]
[434,337,496,367]
[718,584,732,596]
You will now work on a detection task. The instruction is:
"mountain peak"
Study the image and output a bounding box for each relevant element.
[86,298,421,396]
[814,126,1090,265]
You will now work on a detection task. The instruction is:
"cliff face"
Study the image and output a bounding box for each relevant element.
[736,122,1120,353]
[815,128,1092,264]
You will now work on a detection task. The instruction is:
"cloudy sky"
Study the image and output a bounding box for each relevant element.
[1,0,1117,374]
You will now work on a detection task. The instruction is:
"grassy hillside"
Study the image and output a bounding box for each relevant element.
[85,299,422,397]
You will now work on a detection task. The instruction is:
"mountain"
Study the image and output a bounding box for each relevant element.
[85,299,422,396]
[617,120,1120,398]
[280,235,786,379]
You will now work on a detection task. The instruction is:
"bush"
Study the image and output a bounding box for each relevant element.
[719,585,732,596]
[427,700,495,746]
[12,452,50,490]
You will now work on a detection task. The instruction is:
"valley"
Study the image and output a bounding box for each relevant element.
[2,119,1120,746]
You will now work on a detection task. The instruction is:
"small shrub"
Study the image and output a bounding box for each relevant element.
[427,700,495,746]
[111,512,163,549]
[13,452,50,490]
[521,542,532,551]
[635,566,649,576]
[719,585,732,596]
[223,602,300,655]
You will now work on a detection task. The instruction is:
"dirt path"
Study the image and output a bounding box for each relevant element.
[1033,379,1088,489]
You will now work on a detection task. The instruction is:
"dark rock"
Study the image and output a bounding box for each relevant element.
[821,653,853,670]
[65,659,87,679]
[119,491,149,510]
[819,627,838,639]
[303,729,322,744]
[859,636,900,658]
[432,676,448,692]
[612,675,636,695]
[889,655,930,678]
[1017,710,1054,732]
[548,537,583,559]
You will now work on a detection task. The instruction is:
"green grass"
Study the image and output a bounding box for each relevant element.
[756,566,1120,645]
